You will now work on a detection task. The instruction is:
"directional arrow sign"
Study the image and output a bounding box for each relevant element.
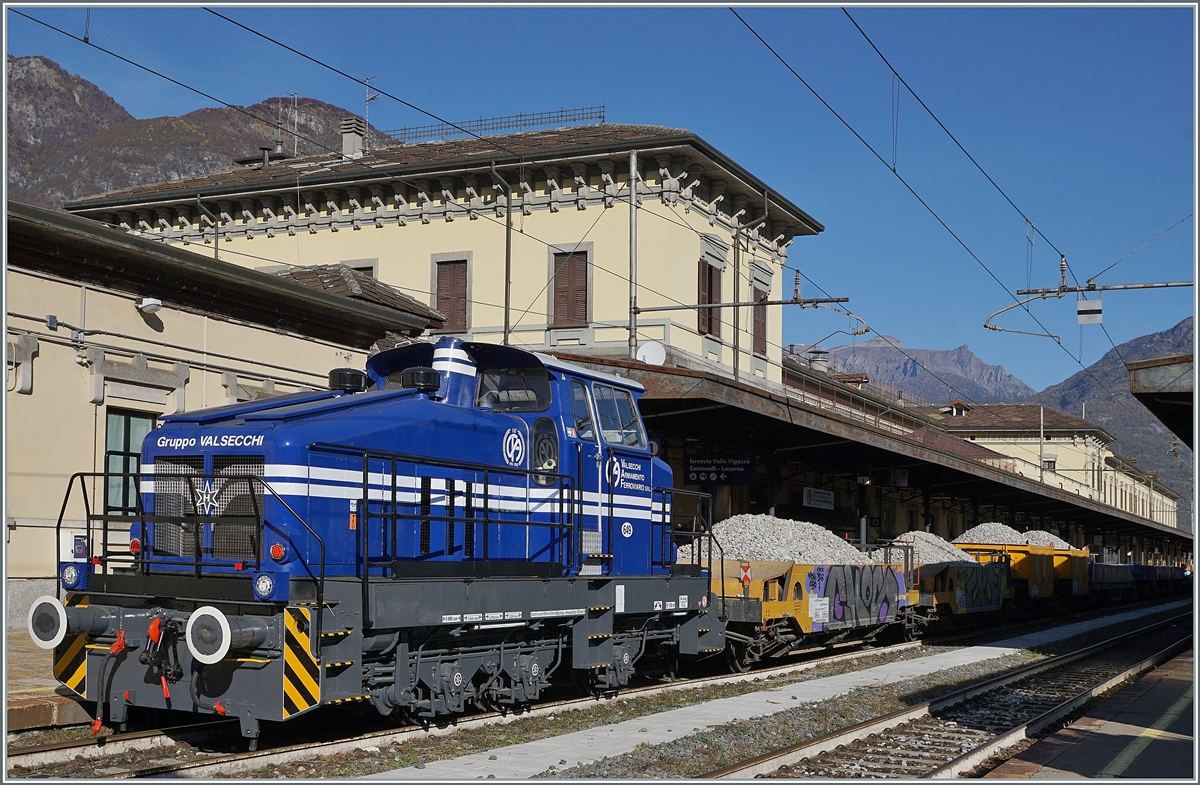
[683,455,754,486]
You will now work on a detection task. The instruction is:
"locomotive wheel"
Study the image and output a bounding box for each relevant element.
[725,642,753,673]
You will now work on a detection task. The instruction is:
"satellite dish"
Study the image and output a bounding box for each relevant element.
[636,341,667,366]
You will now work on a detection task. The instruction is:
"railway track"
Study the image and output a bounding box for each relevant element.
[6,637,925,778]
[702,612,1192,779]
[7,599,1187,779]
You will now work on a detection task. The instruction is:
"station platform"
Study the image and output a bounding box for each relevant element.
[987,651,1193,779]
[5,629,92,733]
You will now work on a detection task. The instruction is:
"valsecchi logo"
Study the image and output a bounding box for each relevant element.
[607,456,623,486]
[502,428,526,467]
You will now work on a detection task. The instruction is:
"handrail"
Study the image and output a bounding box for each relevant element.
[256,477,326,654]
[309,441,580,632]
[652,485,723,616]
[51,470,326,653]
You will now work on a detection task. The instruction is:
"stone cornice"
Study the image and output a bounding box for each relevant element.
[73,157,800,263]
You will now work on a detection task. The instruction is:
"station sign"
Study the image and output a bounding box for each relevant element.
[803,487,835,510]
[684,454,755,485]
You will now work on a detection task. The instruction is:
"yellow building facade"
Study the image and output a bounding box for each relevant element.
[65,124,824,390]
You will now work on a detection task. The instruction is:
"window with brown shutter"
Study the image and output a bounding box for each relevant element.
[436,260,468,332]
[753,286,767,355]
[698,260,721,339]
[552,251,588,327]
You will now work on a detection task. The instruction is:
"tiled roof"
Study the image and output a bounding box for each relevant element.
[911,403,1113,439]
[70,124,690,203]
[275,264,444,326]
[62,122,824,233]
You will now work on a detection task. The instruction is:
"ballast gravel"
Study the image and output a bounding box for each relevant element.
[678,514,872,565]
[1024,530,1074,550]
[955,521,1076,549]
[953,521,1030,546]
[872,530,975,566]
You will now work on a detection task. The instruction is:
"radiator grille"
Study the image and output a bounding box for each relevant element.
[149,455,264,561]
[152,457,204,556]
[212,456,264,560]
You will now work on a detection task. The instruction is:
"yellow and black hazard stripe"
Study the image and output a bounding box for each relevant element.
[54,594,88,697]
[282,607,320,718]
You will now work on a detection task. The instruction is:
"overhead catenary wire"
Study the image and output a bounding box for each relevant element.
[1091,213,1194,281]
[840,7,1085,289]
[837,6,1193,467]
[732,8,1185,471]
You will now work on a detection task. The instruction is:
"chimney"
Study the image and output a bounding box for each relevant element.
[808,349,829,374]
[260,146,272,168]
[340,117,366,158]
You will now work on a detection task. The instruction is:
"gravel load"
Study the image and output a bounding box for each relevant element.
[678,514,873,565]
[872,530,975,566]
[952,521,1030,546]
[1024,530,1074,550]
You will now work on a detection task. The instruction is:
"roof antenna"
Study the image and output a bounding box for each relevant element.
[364,76,380,153]
[285,91,305,157]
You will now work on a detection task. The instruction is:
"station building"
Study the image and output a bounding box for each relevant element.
[63,121,823,389]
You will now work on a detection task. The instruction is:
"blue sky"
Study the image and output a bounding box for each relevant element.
[6,5,1195,393]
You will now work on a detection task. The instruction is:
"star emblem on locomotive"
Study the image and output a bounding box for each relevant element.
[193,479,220,515]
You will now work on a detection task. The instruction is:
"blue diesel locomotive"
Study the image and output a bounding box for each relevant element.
[27,337,725,745]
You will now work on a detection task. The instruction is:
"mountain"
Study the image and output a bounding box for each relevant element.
[1029,317,1194,511]
[799,335,1036,404]
[6,55,132,202]
[6,54,367,210]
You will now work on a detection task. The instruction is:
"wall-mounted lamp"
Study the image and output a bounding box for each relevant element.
[135,297,162,314]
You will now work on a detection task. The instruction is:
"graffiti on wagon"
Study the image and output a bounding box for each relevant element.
[805,564,905,631]
[952,563,1007,612]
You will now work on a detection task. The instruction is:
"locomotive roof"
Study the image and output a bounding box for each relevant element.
[366,341,644,392]
[535,352,644,391]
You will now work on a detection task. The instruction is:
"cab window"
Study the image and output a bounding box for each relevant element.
[593,384,646,448]
[570,381,596,442]
[476,366,552,412]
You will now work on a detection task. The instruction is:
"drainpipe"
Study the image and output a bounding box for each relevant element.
[489,161,513,346]
[1039,405,1045,483]
[732,191,768,382]
[629,150,638,360]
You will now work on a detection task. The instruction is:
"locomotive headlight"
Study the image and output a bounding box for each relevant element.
[60,564,80,589]
[253,573,275,599]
